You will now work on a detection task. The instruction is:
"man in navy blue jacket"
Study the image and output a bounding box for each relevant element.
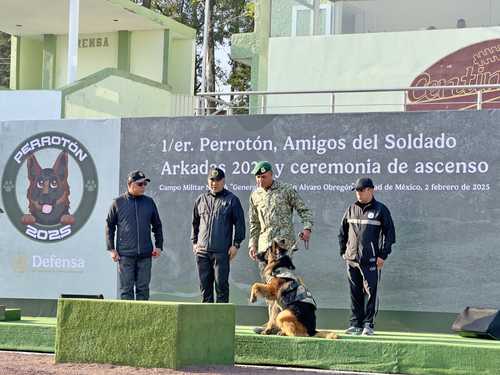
[192,167,245,303]
[106,170,163,300]
[339,177,395,336]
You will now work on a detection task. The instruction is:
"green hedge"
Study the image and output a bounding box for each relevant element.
[55,299,235,369]
[0,308,21,321]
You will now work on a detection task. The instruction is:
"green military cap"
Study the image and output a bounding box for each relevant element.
[251,161,273,175]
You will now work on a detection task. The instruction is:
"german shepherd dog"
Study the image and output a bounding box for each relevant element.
[21,151,74,226]
[250,239,338,339]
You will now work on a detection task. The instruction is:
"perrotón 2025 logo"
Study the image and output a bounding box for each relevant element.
[1,132,98,242]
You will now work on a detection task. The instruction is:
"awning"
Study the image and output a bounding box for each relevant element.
[0,0,195,38]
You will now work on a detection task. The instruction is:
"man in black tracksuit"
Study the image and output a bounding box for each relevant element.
[338,177,395,336]
[191,167,245,303]
[106,170,163,300]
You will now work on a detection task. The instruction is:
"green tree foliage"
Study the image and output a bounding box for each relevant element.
[134,0,253,106]
[0,31,10,88]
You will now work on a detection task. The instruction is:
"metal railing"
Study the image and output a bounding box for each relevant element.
[195,84,500,115]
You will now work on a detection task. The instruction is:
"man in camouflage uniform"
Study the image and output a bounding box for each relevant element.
[248,161,313,334]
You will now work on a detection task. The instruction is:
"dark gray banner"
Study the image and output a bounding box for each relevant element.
[121,111,500,312]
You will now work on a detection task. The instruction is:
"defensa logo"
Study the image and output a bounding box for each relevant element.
[11,254,85,272]
[32,254,85,271]
[11,255,29,273]
[1,132,98,242]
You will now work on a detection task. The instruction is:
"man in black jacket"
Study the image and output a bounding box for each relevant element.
[191,167,245,303]
[338,177,395,336]
[106,170,163,300]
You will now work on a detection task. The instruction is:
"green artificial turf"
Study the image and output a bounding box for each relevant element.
[236,326,500,375]
[0,317,56,352]
[4,308,21,321]
[3,317,500,374]
[54,299,235,369]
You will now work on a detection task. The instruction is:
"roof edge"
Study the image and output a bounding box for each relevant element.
[107,0,196,39]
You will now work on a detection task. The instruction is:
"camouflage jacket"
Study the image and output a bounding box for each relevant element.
[249,180,313,253]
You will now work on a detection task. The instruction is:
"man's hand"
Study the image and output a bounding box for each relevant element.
[110,249,120,262]
[248,245,257,260]
[192,244,198,254]
[228,246,238,261]
[152,248,161,258]
[376,257,385,269]
[301,228,312,241]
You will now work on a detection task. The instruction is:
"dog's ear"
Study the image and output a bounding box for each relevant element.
[52,151,69,181]
[27,154,42,181]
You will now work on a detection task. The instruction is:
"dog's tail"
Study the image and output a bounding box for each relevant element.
[314,330,339,339]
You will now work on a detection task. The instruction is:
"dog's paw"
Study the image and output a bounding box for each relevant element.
[262,327,279,335]
[60,214,75,225]
[3,180,14,193]
[84,179,97,192]
[21,214,36,225]
[249,294,257,303]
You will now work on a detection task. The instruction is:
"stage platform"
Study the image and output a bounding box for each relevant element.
[1,318,500,374]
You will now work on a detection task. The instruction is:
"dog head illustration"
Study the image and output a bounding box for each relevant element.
[21,151,74,226]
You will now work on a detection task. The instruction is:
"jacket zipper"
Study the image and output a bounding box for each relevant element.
[208,195,216,248]
[135,199,140,255]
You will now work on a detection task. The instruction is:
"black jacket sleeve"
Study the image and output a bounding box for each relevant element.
[151,201,164,250]
[191,197,200,244]
[105,200,118,250]
[338,208,349,257]
[379,205,396,260]
[231,196,246,246]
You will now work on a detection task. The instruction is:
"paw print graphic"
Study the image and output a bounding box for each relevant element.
[3,180,15,193]
[84,180,97,192]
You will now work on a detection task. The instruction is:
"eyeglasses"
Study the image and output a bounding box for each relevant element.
[135,181,148,187]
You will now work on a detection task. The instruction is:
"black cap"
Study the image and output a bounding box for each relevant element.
[208,167,225,181]
[128,170,150,183]
[351,177,374,191]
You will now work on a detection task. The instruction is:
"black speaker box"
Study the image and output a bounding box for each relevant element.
[452,307,500,340]
[60,294,104,299]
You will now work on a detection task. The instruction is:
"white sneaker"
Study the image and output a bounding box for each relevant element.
[361,325,374,336]
[345,326,363,335]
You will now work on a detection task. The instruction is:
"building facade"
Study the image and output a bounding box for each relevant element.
[231,0,500,113]
[0,0,196,120]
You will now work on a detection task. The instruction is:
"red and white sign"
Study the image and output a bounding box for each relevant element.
[406,39,500,111]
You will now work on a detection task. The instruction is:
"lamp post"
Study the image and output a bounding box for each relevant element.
[199,0,211,115]
[67,0,80,84]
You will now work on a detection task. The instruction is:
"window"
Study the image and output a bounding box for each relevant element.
[291,3,333,36]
